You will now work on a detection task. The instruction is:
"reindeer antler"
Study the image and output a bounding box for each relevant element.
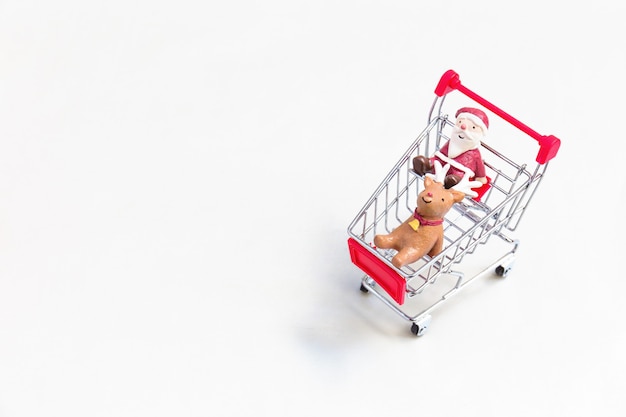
[452,172,483,198]
[425,160,450,183]
[426,160,482,198]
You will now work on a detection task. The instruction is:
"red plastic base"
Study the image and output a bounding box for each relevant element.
[472,176,491,202]
[347,238,406,305]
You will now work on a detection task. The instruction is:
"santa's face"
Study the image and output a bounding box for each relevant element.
[447,117,484,158]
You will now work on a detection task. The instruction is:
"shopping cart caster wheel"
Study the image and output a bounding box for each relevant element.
[495,256,515,277]
[410,315,432,337]
[495,263,514,277]
[360,276,375,293]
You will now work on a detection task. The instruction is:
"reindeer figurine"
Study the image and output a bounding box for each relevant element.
[374,162,480,269]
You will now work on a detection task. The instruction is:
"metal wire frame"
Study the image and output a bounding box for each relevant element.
[347,96,552,324]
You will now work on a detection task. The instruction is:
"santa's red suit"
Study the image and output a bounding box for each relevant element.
[430,141,486,180]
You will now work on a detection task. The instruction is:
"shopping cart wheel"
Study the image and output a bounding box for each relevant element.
[360,276,375,293]
[410,315,432,337]
[495,256,515,277]
[495,265,509,277]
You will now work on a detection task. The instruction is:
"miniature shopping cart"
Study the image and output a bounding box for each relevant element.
[347,69,561,336]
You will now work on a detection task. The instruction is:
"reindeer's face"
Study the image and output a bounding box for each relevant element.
[416,176,465,219]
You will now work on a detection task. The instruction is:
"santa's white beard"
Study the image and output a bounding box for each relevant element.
[447,126,483,158]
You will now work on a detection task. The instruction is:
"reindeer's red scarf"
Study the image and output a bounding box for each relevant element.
[409,209,444,231]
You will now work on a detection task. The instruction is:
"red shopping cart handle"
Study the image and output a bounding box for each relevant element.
[435,69,561,165]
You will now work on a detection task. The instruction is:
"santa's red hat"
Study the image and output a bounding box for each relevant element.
[455,107,489,133]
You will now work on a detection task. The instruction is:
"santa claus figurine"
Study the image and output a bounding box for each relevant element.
[413,107,489,189]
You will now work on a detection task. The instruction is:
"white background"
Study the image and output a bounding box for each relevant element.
[1,1,626,416]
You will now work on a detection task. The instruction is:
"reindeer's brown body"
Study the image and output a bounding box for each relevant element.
[374,176,465,269]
